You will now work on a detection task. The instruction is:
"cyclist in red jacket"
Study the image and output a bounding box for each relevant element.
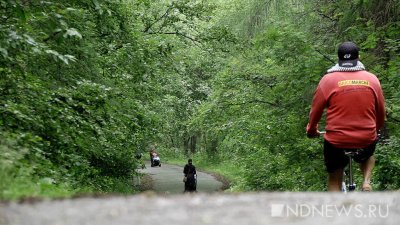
[306,42,385,192]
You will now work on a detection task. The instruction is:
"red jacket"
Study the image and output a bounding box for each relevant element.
[307,70,385,148]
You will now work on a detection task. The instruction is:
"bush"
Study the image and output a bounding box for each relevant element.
[375,137,400,190]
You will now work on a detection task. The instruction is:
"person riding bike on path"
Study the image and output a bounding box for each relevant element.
[306,41,386,192]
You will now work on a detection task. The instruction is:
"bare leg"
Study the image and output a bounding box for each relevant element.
[360,156,375,191]
[328,168,344,192]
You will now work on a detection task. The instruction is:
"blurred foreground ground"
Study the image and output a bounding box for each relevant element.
[1,192,399,225]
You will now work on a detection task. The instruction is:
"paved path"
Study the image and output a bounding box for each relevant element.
[1,192,399,225]
[139,162,223,194]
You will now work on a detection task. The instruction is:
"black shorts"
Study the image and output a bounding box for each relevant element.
[323,140,376,173]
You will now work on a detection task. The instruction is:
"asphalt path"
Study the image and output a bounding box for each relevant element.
[139,162,223,194]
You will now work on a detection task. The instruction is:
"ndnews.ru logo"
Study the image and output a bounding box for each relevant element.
[271,203,389,218]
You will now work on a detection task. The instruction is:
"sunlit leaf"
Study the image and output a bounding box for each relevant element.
[63,28,82,39]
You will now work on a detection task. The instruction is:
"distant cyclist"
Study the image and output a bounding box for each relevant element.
[306,41,385,192]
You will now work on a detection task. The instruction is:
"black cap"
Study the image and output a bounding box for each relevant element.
[338,42,359,67]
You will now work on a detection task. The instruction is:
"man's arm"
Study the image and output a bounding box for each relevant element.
[306,85,327,137]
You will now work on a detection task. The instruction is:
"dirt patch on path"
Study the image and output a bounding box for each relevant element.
[209,172,230,190]
[138,174,154,192]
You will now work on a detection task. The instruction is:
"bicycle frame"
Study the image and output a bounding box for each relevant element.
[347,155,356,191]
[343,150,360,192]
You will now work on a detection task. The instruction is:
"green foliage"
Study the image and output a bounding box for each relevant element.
[0,130,78,200]
[0,0,231,199]
[375,138,400,190]
[0,0,147,197]
[1,0,399,199]
[188,0,400,192]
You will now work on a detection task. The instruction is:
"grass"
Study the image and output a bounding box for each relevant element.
[0,174,79,200]
[0,168,138,201]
